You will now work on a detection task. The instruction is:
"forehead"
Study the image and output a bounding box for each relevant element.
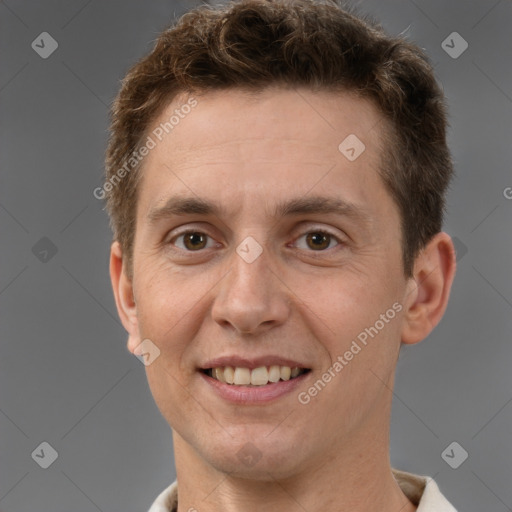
[136,87,390,222]
[153,87,383,156]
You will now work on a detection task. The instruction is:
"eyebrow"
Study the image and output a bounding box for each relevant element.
[146,195,370,225]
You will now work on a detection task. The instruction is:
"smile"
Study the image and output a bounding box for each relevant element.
[202,365,310,386]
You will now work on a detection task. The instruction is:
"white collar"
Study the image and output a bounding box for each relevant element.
[148,469,457,512]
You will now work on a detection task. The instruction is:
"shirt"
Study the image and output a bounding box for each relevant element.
[147,468,457,511]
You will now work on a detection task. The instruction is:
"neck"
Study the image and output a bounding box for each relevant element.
[172,405,417,512]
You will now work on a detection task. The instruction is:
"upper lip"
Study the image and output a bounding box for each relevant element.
[199,356,309,370]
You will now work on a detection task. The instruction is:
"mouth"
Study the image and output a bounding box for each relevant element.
[201,365,311,386]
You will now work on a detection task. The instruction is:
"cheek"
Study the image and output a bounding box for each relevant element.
[134,264,213,427]
[133,260,221,368]
[291,273,404,434]
[291,265,394,336]
[290,264,404,382]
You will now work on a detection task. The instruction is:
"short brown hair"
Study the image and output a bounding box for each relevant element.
[104,0,453,278]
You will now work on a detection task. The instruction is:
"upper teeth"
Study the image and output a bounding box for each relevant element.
[211,366,303,386]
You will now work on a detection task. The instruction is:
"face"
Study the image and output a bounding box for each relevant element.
[122,87,415,479]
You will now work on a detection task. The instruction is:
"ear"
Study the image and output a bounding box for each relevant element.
[400,232,457,345]
[109,241,141,354]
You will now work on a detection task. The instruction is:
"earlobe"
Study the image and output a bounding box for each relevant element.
[400,232,457,345]
[109,241,140,353]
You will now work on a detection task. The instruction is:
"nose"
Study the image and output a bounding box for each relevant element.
[211,241,290,336]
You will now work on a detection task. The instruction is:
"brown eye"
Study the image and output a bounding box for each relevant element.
[295,230,340,251]
[306,232,330,250]
[173,231,214,251]
[184,232,207,250]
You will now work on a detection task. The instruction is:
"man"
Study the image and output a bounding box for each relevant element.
[105,0,458,510]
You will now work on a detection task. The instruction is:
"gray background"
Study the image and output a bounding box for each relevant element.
[1,0,511,511]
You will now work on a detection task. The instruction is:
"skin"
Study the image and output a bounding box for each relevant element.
[110,87,456,512]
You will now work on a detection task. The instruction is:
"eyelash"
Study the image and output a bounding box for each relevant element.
[168,228,344,253]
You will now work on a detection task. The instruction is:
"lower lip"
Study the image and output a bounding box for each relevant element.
[199,371,310,404]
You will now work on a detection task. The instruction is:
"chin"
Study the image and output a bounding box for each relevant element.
[201,433,306,481]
